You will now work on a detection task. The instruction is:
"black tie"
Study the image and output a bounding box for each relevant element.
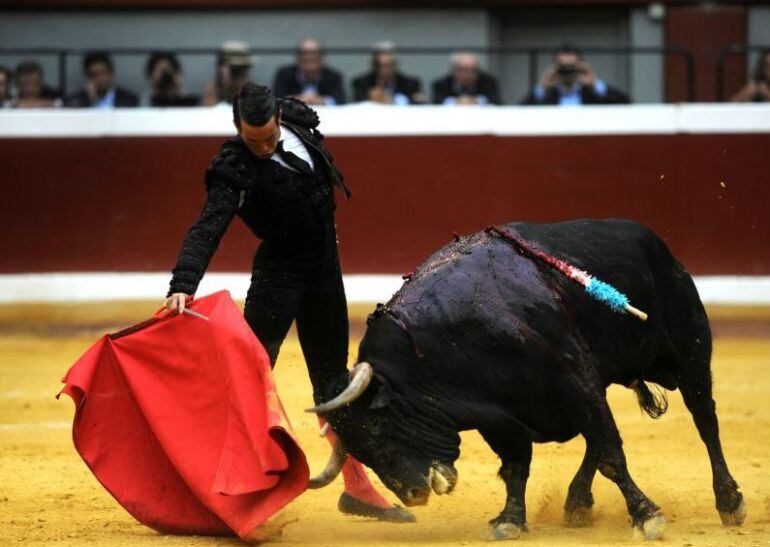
[276,140,314,176]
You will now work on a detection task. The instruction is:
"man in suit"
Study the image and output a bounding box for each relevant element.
[65,52,138,108]
[272,38,346,105]
[352,42,425,104]
[522,45,629,106]
[432,52,500,105]
[12,60,61,108]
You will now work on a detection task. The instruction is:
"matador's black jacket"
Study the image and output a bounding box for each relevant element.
[167,98,352,387]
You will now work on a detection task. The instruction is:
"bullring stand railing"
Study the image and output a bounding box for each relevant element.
[0,45,696,103]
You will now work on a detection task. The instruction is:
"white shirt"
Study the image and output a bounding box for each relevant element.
[270,124,315,172]
[238,124,318,209]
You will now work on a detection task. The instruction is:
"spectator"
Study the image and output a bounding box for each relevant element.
[65,51,138,108]
[730,49,770,103]
[13,60,61,108]
[522,45,629,106]
[432,52,500,105]
[352,42,425,105]
[202,41,254,106]
[143,51,199,107]
[273,37,346,105]
[0,66,11,108]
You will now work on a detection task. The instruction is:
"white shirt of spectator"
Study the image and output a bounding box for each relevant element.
[271,123,315,172]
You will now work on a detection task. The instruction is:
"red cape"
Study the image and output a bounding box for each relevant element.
[58,290,309,540]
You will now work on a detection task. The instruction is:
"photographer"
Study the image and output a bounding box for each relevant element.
[202,41,254,106]
[143,51,199,107]
[522,45,629,106]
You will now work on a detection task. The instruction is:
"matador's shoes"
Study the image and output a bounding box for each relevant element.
[338,492,416,523]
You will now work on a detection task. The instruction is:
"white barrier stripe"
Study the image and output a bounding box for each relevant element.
[0,104,768,138]
[0,273,768,305]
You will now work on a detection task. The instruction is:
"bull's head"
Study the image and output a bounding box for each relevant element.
[306,361,460,506]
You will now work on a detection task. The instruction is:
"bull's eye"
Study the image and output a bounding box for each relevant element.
[370,418,381,435]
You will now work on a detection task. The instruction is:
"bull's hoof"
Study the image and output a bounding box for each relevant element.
[632,513,666,541]
[719,498,746,526]
[563,506,593,528]
[486,522,523,541]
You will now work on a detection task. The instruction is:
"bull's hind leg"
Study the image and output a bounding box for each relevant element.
[563,448,597,527]
[480,431,532,540]
[577,393,666,540]
[677,346,745,525]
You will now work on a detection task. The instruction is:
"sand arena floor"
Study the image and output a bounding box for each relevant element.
[1,302,769,546]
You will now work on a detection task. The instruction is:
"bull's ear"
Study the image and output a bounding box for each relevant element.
[368,376,391,410]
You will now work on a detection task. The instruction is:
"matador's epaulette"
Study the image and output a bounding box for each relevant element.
[206,139,256,191]
[278,97,320,130]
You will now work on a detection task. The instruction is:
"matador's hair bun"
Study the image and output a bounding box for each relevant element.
[233,82,277,128]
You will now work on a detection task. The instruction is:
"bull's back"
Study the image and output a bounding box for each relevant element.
[508,218,666,284]
[505,219,699,386]
[393,218,694,385]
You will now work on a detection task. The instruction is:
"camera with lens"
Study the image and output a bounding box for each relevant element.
[157,69,177,94]
[557,64,579,77]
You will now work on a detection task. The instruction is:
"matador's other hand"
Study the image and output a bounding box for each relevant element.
[165,293,190,314]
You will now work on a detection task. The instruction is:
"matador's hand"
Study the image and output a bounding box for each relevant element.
[165,293,190,314]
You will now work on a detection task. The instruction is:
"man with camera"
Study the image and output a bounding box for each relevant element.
[522,45,629,106]
[144,51,199,107]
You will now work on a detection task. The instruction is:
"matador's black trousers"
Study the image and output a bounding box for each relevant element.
[243,221,348,399]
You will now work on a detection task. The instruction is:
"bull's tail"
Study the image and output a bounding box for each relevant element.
[632,381,668,419]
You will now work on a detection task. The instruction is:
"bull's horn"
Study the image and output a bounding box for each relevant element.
[305,362,373,414]
[308,437,347,489]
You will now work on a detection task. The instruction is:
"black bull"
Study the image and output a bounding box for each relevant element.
[308,219,745,540]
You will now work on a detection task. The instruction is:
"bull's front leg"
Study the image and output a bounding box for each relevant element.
[480,431,532,540]
[579,396,666,540]
[564,447,597,527]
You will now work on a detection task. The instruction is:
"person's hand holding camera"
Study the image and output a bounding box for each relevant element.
[577,60,597,87]
[757,81,770,101]
[539,65,559,90]
[86,78,99,103]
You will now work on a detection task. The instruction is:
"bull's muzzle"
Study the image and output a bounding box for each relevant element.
[404,486,431,506]
[429,462,458,495]
[402,463,458,506]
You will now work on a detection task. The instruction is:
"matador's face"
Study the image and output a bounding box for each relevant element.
[239,114,281,160]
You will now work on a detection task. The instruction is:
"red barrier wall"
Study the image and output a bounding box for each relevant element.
[1,133,769,276]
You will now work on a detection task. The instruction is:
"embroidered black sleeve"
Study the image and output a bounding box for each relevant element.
[166,177,240,297]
